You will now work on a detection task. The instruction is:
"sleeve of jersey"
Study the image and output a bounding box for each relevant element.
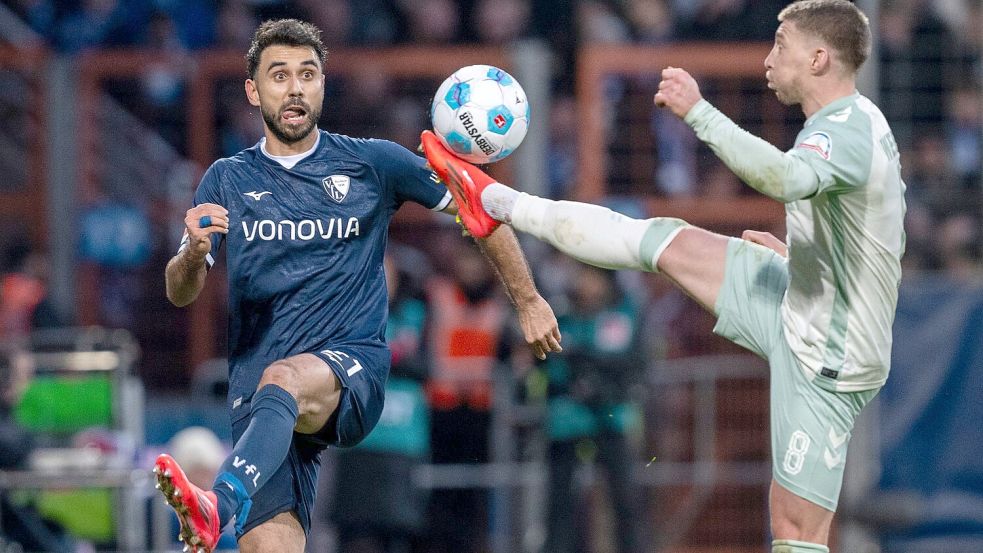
[177,162,226,268]
[373,139,452,211]
[684,99,822,202]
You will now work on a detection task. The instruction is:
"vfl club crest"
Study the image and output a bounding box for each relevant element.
[322,174,350,203]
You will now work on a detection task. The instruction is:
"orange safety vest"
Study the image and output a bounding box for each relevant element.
[425,277,506,411]
[0,273,45,337]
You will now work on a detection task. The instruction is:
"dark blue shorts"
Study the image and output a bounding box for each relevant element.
[230,343,389,537]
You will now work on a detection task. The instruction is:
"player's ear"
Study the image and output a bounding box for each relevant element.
[811,47,831,75]
[245,79,261,107]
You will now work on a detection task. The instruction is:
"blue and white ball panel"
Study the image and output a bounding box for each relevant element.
[444,131,473,155]
[485,105,514,135]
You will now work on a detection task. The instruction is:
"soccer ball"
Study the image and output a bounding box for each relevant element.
[430,65,529,164]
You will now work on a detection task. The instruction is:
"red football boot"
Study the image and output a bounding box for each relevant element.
[154,454,221,553]
[420,130,501,239]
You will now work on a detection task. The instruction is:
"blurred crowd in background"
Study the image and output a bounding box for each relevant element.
[0,0,980,552]
[7,0,980,272]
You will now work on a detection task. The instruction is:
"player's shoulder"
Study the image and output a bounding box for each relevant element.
[321,130,409,160]
[208,142,263,175]
[796,93,874,159]
[804,93,876,135]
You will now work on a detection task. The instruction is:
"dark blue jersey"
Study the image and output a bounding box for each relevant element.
[185,130,448,403]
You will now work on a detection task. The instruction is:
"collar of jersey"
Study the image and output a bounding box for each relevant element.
[259,130,322,169]
[805,91,860,127]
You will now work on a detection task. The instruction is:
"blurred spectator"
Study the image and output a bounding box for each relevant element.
[0,345,34,468]
[136,10,192,150]
[542,264,644,553]
[219,95,264,157]
[576,0,631,45]
[472,0,531,46]
[53,0,136,52]
[78,201,153,328]
[879,0,956,148]
[297,0,354,47]
[626,0,673,44]
[673,0,785,41]
[425,239,507,553]
[946,86,982,191]
[652,107,698,197]
[0,242,66,337]
[547,95,578,199]
[937,213,983,280]
[0,345,73,552]
[331,248,432,553]
[214,0,258,50]
[151,0,218,50]
[396,0,461,45]
[319,65,398,141]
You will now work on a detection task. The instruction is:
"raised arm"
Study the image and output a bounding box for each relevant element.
[656,67,821,202]
[165,203,229,306]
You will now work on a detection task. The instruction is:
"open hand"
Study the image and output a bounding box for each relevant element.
[517,294,562,360]
[742,229,788,257]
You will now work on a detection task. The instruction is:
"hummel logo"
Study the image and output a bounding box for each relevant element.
[828,427,849,448]
[245,191,272,201]
[823,427,849,469]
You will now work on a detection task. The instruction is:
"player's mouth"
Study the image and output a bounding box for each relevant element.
[281,104,309,125]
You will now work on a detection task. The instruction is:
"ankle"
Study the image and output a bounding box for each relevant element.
[480,183,520,223]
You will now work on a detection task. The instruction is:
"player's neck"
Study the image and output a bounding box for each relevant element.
[800,79,857,118]
[262,129,319,156]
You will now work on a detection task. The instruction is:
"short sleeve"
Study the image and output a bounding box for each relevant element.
[177,161,226,267]
[368,139,451,211]
[788,108,873,196]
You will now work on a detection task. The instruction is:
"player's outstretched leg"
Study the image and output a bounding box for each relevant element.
[421,129,688,272]
[154,454,221,553]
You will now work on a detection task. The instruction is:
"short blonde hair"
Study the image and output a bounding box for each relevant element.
[779,0,871,73]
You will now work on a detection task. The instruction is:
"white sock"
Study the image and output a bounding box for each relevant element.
[772,539,829,553]
[480,183,520,223]
[509,194,687,272]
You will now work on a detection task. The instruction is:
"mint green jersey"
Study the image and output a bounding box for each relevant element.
[783,93,905,391]
[685,93,906,392]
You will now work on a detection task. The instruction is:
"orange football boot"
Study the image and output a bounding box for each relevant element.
[421,130,501,238]
[154,454,221,553]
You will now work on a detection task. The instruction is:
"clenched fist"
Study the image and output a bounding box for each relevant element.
[183,203,229,259]
[654,66,703,119]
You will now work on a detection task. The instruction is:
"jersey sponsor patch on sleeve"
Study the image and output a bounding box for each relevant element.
[796,131,832,160]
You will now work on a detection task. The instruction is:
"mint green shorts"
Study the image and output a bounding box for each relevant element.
[712,238,878,511]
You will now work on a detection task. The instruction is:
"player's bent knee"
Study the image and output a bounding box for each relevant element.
[257,360,304,398]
